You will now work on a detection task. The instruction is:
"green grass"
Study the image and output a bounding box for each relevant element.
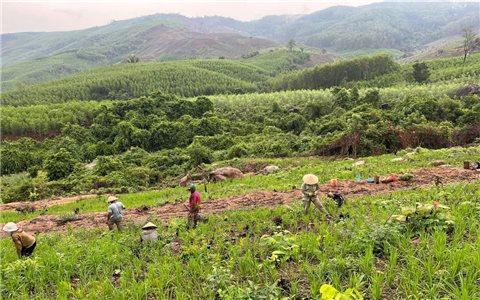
[1,182,478,299]
[1,146,478,223]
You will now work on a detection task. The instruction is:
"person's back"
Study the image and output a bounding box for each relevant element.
[108,202,125,221]
[141,229,160,242]
[106,196,125,231]
[140,222,160,243]
[3,222,37,258]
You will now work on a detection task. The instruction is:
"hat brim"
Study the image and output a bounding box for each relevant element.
[2,223,18,232]
[142,222,157,229]
[142,226,157,230]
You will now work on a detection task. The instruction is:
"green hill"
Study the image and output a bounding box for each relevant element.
[2,47,338,106]
[0,15,276,90]
[2,2,478,90]
[243,2,479,51]
[1,59,275,106]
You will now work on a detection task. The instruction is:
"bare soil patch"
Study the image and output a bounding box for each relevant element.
[1,167,477,237]
[0,194,98,212]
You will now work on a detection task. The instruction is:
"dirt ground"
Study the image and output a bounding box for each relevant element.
[0,194,98,212]
[0,167,478,237]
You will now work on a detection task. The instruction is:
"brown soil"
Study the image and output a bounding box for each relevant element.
[1,167,478,237]
[0,194,98,212]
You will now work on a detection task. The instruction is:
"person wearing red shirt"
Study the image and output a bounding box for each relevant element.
[186,185,201,228]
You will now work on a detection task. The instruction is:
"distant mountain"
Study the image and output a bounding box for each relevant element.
[1,2,478,90]
[1,15,276,90]
[237,2,479,51]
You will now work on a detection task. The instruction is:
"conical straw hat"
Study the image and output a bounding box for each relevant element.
[106,195,118,203]
[2,222,18,232]
[142,222,157,229]
[303,174,318,185]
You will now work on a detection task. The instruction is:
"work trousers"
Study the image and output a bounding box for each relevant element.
[303,196,333,219]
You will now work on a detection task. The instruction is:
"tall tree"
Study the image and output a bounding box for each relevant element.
[463,27,480,63]
[412,62,430,83]
[287,39,296,52]
[124,54,140,63]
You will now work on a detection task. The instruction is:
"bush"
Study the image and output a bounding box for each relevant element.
[95,156,124,176]
[1,177,34,203]
[187,143,213,167]
[227,143,249,159]
[43,148,77,180]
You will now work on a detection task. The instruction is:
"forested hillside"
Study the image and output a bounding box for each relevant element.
[1,50,324,105]
[0,15,275,90]
[1,60,262,105]
[2,2,478,89]
[1,53,479,202]
[242,2,479,50]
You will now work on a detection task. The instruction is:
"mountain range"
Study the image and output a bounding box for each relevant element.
[1,2,478,90]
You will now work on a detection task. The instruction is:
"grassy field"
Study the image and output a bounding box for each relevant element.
[1,146,478,223]
[1,181,478,299]
[1,147,479,299]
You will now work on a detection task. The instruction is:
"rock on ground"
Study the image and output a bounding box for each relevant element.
[262,165,279,174]
[353,160,366,167]
[209,167,243,182]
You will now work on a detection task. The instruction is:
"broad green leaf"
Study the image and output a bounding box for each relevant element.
[320,284,338,300]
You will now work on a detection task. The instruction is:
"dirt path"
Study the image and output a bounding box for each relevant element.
[1,167,478,237]
[0,194,99,212]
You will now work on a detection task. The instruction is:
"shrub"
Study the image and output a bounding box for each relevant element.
[43,148,77,180]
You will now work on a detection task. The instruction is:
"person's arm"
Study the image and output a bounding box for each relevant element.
[12,235,22,258]
[188,194,194,210]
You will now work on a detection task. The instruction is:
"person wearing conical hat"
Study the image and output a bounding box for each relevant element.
[106,195,125,231]
[301,174,333,221]
[140,222,160,243]
[2,222,37,258]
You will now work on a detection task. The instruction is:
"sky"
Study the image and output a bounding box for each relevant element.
[1,0,380,34]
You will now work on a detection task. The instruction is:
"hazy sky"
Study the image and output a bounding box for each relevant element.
[2,0,380,34]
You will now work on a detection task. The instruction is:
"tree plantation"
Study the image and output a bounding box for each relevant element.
[1,12,480,297]
[1,53,479,201]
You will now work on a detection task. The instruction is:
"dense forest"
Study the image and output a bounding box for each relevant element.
[1,52,479,202]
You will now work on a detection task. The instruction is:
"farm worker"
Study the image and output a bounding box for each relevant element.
[2,222,37,258]
[140,222,160,243]
[301,174,334,221]
[106,195,125,231]
[327,192,345,208]
[186,185,201,229]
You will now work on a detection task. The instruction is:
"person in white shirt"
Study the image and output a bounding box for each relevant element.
[106,195,125,231]
[140,222,160,243]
